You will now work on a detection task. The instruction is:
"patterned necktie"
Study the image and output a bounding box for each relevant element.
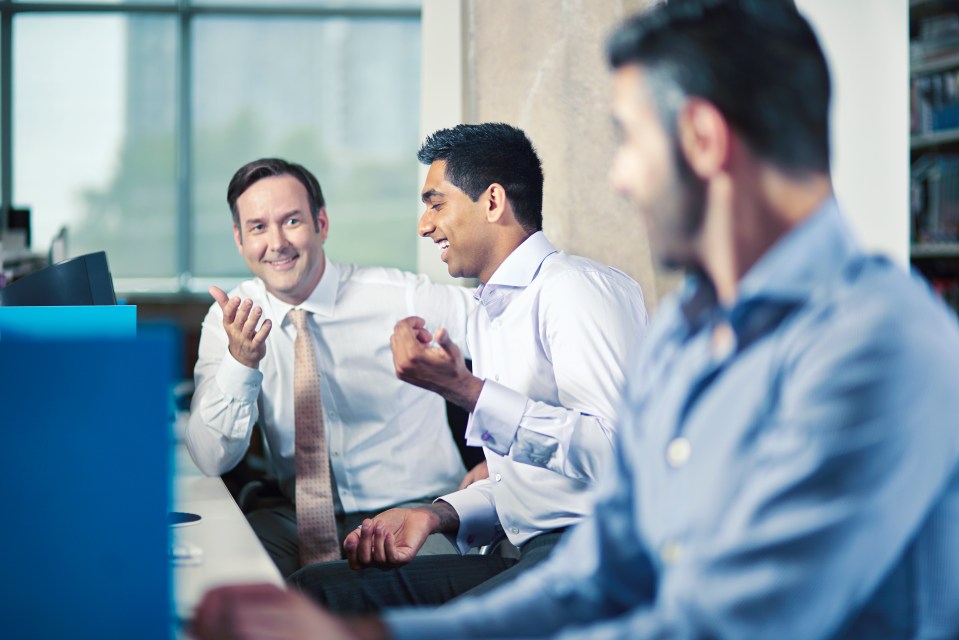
[289,308,340,566]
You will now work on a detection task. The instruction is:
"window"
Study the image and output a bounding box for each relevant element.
[6,1,421,292]
[16,14,179,279]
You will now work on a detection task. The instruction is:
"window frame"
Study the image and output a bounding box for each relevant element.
[0,0,421,294]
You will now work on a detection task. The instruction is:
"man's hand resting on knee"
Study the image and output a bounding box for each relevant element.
[343,501,460,570]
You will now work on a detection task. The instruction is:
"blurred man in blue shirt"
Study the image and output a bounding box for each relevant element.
[192,2,959,638]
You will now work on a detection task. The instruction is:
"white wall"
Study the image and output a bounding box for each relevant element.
[797,0,910,265]
[417,0,465,284]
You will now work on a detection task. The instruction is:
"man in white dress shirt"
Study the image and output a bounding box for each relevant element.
[186,158,477,577]
[288,123,648,611]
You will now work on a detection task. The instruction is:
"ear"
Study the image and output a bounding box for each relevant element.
[484,183,509,224]
[315,206,330,242]
[676,98,730,178]
[233,224,243,251]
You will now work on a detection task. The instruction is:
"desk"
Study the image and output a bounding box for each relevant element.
[172,442,284,626]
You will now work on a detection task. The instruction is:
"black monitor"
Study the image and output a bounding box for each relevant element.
[0,251,117,306]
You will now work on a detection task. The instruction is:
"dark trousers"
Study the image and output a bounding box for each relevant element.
[247,500,458,578]
[288,529,565,614]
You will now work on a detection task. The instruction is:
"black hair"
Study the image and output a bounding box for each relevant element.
[227,158,325,232]
[417,123,544,233]
[607,0,831,175]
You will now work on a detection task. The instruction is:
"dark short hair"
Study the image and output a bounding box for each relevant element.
[607,0,831,175]
[417,123,544,233]
[226,158,325,232]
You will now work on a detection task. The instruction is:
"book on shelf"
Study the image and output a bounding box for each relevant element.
[912,10,959,65]
[912,154,959,243]
[911,70,959,134]
[929,277,959,315]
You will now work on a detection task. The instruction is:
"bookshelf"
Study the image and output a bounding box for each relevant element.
[910,0,959,315]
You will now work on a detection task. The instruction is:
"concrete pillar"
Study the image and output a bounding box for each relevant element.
[463,0,676,312]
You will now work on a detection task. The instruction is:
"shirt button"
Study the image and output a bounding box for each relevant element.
[666,437,691,468]
[329,411,338,420]
[711,322,736,360]
[481,432,492,442]
[510,527,519,535]
[494,473,502,482]
[466,535,474,544]
[332,451,340,457]
[660,540,683,565]
[494,374,500,382]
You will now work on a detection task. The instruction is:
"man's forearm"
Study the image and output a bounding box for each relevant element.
[418,500,461,534]
[443,373,485,413]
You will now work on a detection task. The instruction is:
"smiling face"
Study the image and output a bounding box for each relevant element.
[418,160,496,281]
[609,65,706,270]
[233,174,328,305]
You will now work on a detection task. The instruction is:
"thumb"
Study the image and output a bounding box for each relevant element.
[209,285,229,307]
[435,327,461,359]
[343,531,358,551]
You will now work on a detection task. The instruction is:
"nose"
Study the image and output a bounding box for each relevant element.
[418,208,435,238]
[267,224,290,251]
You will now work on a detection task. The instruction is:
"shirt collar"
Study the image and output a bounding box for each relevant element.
[473,231,557,318]
[475,231,556,295]
[736,196,859,304]
[262,257,340,326]
[680,196,859,328]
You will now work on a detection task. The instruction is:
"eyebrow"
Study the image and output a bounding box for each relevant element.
[421,188,444,204]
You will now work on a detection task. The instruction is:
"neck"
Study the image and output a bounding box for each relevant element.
[273,256,326,306]
[479,227,534,283]
[696,163,832,305]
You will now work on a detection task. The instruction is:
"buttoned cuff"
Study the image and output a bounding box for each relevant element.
[465,380,527,455]
[214,351,263,405]
[436,484,499,554]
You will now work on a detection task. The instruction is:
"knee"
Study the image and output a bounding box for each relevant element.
[288,561,357,606]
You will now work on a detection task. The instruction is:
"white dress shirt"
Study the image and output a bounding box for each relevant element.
[441,232,648,553]
[186,259,476,513]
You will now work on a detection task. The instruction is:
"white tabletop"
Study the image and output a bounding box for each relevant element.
[172,441,284,628]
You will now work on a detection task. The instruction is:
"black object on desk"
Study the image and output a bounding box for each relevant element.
[169,511,202,527]
[0,250,116,306]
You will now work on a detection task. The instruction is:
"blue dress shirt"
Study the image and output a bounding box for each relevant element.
[386,198,959,639]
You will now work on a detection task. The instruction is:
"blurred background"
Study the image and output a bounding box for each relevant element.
[0,0,916,380]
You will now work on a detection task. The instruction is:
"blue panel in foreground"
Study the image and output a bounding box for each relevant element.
[0,305,137,340]
[0,332,173,639]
